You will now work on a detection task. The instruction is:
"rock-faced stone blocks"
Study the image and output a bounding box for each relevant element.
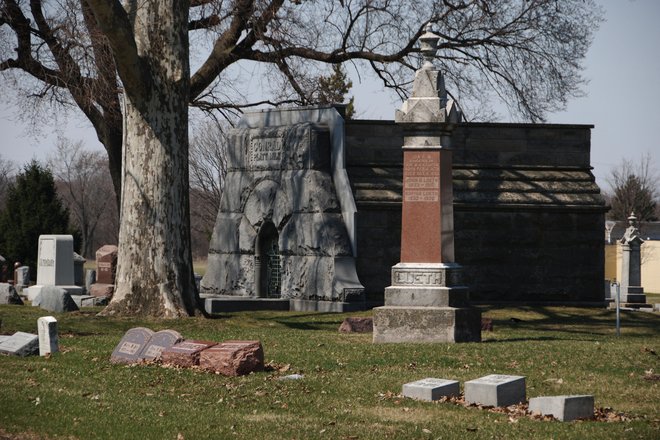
[402,378,460,401]
[338,317,373,333]
[528,395,594,421]
[464,374,526,407]
[161,340,217,368]
[199,340,264,376]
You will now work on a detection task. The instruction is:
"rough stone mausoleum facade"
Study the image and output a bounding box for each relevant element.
[201,106,607,308]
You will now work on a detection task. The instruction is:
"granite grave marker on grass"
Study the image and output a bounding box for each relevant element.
[464,374,526,407]
[161,340,217,368]
[199,340,264,376]
[25,235,83,300]
[402,378,460,401]
[0,332,39,356]
[528,395,594,421]
[0,283,24,305]
[139,329,184,362]
[110,327,154,364]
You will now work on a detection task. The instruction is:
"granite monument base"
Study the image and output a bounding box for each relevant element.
[26,285,83,301]
[373,306,481,343]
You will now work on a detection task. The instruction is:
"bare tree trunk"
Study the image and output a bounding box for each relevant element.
[92,0,198,317]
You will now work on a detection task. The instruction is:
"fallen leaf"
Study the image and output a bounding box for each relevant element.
[422,428,432,434]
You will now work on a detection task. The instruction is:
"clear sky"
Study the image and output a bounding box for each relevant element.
[1,0,658,191]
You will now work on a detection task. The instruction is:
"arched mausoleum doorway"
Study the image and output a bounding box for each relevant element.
[255,222,281,298]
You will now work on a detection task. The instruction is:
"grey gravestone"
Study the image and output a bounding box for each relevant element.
[139,329,184,362]
[15,266,30,290]
[32,286,79,313]
[0,283,24,305]
[402,378,460,401]
[0,335,10,344]
[26,235,83,300]
[528,395,594,421]
[110,327,154,364]
[0,332,39,356]
[464,374,526,407]
[73,252,86,288]
[38,316,59,356]
[85,269,96,292]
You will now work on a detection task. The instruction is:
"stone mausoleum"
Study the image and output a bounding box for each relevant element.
[200,100,607,311]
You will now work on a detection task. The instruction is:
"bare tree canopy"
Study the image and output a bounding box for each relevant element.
[0,0,604,317]
[48,137,118,259]
[606,154,659,222]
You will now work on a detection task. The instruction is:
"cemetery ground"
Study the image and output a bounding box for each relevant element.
[0,305,658,440]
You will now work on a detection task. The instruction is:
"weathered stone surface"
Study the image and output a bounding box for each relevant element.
[15,266,30,287]
[139,329,184,362]
[32,286,79,313]
[110,327,154,364]
[25,235,83,300]
[402,378,460,401]
[161,340,218,368]
[528,395,594,421]
[202,119,362,304]
[464,374,526,407]
[95,245,118,285]
[0,283,24,305]
[37,316,58,356]
[338,317,373,333]
[373,306,481,343]
[89,283,114,298]
[73,252,86,287]
[85,269,96,292]
[384,286,469,308]
[0,332,39,356]
[199,340,264,376]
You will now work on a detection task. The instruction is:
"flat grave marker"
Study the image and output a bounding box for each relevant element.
[464,374,526,407]
[402,378,460,401]
[110,327,154,364]
[0,332,39,356]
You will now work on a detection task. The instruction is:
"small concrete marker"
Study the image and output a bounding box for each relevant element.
[464,374,526,407]
[528,395,594,421]
[402,378,460,401]
[37,316,59,356]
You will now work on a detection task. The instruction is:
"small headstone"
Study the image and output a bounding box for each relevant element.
[464,374,526,407]
[199,340,264,376]
[161,340,217,368]
[139,329,184,362]
[402,378,460,401]
[32,286,79,312]
[338,317,373,333]
[0,332,39,356]
[528,395,594,421]
[15,266,30,291]
[0,283,24,305]
[110,327,154,364]
[73,252,86,288]
[37,316,58,356]
[95,245,118,284]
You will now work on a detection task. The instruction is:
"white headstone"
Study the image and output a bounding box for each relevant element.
[26,235,83,300]
[38,316,59,356]
[0,331,39,356]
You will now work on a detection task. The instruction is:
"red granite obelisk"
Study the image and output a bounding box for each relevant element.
[372,25,481,343]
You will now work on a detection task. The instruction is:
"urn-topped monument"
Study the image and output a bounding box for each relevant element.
[373,24,481,343]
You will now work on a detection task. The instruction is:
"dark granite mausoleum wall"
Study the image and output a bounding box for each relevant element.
[345,120,608,304]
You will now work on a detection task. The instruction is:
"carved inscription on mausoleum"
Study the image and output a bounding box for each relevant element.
[403,153,439,202]
[250,135,284,168]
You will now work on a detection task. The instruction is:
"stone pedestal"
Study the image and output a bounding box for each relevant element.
[620,214,646,304]
[374,263,481,343]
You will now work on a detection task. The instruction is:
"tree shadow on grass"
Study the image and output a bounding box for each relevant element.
[480,305,660,339]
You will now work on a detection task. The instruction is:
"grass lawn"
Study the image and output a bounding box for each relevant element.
[1,305,658,439]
